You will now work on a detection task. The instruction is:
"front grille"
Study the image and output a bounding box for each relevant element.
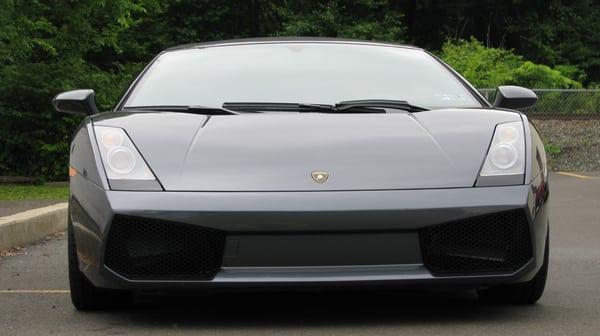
[419,209,532,276]
[105,215,225,280]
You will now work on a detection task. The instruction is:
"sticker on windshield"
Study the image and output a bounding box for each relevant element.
[434,94,471,102]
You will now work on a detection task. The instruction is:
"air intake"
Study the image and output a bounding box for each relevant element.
[419,209,533,276]
[105,215,225,280]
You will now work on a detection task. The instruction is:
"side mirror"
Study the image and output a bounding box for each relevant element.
[52,89,99,116]
[493,85,538,110]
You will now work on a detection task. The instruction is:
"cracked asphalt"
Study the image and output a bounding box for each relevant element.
[0,172,599,335]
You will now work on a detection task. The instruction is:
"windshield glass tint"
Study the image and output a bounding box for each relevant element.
[124,43,481,109]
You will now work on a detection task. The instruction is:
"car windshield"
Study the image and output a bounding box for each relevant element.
[123,43,482,110]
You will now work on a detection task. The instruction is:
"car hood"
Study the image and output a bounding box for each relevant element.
[93,109,522,191]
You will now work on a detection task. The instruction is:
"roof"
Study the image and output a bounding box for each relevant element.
[164,36,421,52]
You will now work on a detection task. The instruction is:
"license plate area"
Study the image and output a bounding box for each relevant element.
[222,232,422,267]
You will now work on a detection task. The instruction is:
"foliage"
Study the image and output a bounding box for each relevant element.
[544,144,562,171]
[545,144,562,155]
[508,1,600,87]
[0,0,598,180]
[440,38,582,89]
[276,1,405,41]
[400,0,600,85]
[439,38,522,88]
[0,183,69,200]
[512,62,582,89]
[0,0,159,181]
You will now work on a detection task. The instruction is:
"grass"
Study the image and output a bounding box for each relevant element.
[544,144,562,155]
[0,184,69,201]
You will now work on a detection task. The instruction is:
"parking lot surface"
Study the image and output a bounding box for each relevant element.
[1,172,599,335]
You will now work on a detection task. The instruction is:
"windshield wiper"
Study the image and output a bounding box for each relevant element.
[222,100,428,113]
[222,102,336,113]
[222,102,385,113]
[335,99,429,112]
[125,100,429,115]
[123,105,239,115]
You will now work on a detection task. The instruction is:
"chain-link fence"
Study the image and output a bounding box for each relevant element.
[479,89,600,171]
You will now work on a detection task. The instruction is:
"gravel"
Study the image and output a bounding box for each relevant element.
[532,119,600,171]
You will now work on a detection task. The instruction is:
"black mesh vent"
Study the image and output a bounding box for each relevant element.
[419,209,533,276]
[105,215,225,280]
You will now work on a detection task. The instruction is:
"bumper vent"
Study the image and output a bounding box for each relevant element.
[105,215,225,280]
[419,209,533,276]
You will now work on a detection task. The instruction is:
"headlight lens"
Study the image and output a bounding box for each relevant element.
[479,121,525,177]
[101,129,123,148]
[107,146,136,174]
[94,126,156,181]
[496,124,519,143]
[489,143,518,169]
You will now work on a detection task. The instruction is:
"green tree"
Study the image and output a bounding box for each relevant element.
[400,0,600,84]
[276,0,405,41]
[0,0,161,180]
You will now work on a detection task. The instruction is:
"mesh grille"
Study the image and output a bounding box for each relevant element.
[419,209,533,276]
[105,215,225,280]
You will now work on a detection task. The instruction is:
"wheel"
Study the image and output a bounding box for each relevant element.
[68,215,130,310]
[477,230,549,304]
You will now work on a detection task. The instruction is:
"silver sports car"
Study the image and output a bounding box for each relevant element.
[54,38,549,310]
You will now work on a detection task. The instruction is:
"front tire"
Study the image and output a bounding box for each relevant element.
[68,215,130,310]
[477,230,549,304]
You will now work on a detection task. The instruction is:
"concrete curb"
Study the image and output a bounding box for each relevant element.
[0,203,68,250]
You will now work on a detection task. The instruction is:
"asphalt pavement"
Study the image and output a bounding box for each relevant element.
[0,172,599,335]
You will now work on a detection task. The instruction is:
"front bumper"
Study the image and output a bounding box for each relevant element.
[69,173,549,291]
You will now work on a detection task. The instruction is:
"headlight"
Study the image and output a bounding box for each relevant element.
[94,126,161,190]
[477,121,525,185]
[107,146,136,174]
[489,143,518,169]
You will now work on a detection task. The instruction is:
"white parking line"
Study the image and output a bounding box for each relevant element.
[556,172,599,180]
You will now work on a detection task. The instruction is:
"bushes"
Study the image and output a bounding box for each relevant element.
[439,38,522,88]
[512,62,582,89]
[439,38,583,89]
